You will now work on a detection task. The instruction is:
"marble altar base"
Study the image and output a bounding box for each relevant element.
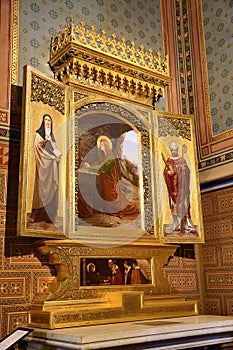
[21,315,233,350]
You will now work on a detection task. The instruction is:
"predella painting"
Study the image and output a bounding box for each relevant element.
[81,257,151,287]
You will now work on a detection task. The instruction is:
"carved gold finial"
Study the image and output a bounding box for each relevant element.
[50,20,169,75]
[49,20,171,106]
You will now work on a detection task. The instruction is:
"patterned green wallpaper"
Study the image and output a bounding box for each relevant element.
[18,0,164,85]
[202,0,233,136]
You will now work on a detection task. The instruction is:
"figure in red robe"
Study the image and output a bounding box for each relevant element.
[163,142,197,235]
[80,135,139,219]
[108,259,123,285]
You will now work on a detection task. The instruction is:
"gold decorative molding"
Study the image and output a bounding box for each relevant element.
[31,74,66,114]
[0,172,7,209]
[10,85,22,116]
[0,111,8,124]
[35,239,175,303]
[49,20,171,107]
[73,90,88,103]
[12,0,19,85]
[158,115,192,141]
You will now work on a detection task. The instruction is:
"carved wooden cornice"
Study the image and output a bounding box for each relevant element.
[49,19,171,107]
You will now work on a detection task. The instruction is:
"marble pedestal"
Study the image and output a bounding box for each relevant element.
[21,315,233,350]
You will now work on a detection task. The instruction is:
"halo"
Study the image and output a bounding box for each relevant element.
[87,263,96,273]
[97,135,112,149]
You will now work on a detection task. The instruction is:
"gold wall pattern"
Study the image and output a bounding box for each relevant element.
[200,187,233,315]
[163,245,202,313]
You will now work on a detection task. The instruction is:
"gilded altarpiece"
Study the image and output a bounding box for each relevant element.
[17,21,203,329]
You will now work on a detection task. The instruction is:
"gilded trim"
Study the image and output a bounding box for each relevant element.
[12,0,19,85]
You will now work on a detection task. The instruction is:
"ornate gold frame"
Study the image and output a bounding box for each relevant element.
[154,111,204,243]
[17,21,203,328]
[68,98,159,245]
[17,66,69,239]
